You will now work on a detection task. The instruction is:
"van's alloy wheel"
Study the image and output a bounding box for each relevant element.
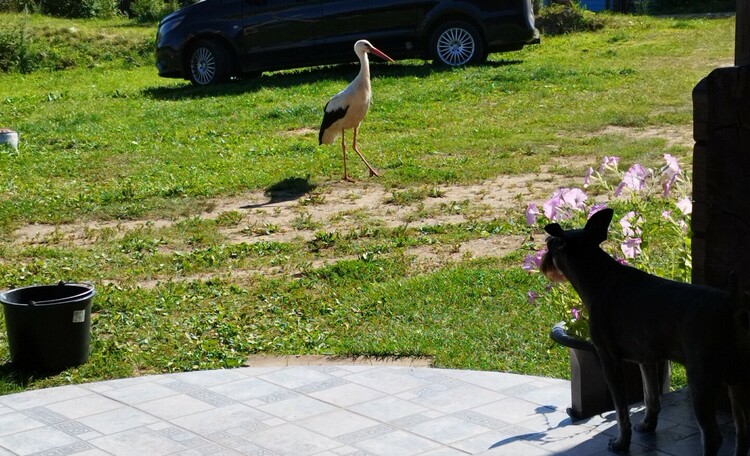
[431,21,485,66]
[189,40,230,85]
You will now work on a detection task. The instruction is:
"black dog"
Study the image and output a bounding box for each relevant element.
[541,208,750,456]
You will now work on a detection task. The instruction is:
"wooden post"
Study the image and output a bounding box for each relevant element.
[691,67,750,288]
[693,2,750,287]
[738,0,750,66]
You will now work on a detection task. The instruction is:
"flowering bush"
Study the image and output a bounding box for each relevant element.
[523,154,693,341]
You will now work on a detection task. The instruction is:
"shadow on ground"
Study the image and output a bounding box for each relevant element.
[241,176,316,209]
[143,59,524,101]
[0,362,50,393]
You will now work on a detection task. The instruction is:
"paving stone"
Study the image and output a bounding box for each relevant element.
[0,366,723,456]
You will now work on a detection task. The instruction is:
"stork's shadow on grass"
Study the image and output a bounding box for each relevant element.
[143,59,523,101]
[241,176,316,209]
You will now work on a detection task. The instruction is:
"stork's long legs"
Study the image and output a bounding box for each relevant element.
[352,127,381,177]
[341,130,354,182]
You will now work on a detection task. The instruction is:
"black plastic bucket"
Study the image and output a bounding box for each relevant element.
[1,282,95,372]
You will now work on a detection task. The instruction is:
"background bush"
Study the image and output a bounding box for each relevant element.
[0,19,154,74]
[536,3,606,35]
[40,0,118,18]
[127,0,178,21]
[0,0,186,18]
[0,26,40,73]
[0,0,39,12]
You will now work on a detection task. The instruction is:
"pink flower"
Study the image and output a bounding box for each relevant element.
[584,167,594,188]
[525,203,540,226]
[676,197,692,215]
[522,249,545,272]
[528,291,540,305]
[615,164,649,196]
[619,211,643,237]
[616,258,629,266]
[571,308,580,320]
[543,188,588,221]
[562,188,588,211]
[661,155,681,198]
[599,156,620,174]
[621,237,642,259]
[543,189,566,221]
[663,154,681,178]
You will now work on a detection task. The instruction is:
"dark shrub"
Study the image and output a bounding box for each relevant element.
[128,0,178,21]
[0,0,40,12]
[536,3,606,35]
[0,26,40,73]
[41,0,117,18]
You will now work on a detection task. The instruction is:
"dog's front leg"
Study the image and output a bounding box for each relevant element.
[599,353,632,452]
[635,362,661,433]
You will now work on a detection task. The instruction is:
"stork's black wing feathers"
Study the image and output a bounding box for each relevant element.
[319,102,349,145]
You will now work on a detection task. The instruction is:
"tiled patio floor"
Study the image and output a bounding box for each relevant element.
[0,366,737,455]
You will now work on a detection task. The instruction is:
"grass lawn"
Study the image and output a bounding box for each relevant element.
[0,11,736,394]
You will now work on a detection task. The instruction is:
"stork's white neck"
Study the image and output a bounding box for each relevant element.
[357,51,371,85]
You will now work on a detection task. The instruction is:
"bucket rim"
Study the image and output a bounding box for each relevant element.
[0,282,95,307]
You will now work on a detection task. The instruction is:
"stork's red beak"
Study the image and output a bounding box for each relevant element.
[369,46,394,62]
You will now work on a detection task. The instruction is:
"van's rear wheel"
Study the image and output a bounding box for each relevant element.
[188,40,231,85]
[430,21,486,66]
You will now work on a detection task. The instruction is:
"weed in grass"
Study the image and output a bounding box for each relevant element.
[291,213,321,231]
[308,230,337,252]
[329,208,370,225]
[607,32,630,43]
[216,210,244,227]
[120,232,164,257]
[428,186,446,198]
[439,200,469,215]
[299,192,327,206]
[241,222,280,236]
[386,187,430,206]
[419,224,447,235]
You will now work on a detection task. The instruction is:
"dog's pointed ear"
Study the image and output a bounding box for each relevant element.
[544,223,565,237]
[584,208,613,244]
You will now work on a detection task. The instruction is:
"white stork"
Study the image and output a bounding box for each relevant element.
[319,40,393,182]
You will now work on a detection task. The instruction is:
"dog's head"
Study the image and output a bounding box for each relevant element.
[540,208,614,282]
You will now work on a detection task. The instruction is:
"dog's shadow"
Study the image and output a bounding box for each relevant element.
[487,406,618,455]
[241,176,316,209]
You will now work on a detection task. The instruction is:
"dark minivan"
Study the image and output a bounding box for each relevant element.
[156,0,539,85]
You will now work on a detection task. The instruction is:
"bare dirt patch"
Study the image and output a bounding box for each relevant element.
[13,172,571,247]
[10,172,580,287]
[281,127,317,137]
[405,235,527,269]
[593,125,693,149]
